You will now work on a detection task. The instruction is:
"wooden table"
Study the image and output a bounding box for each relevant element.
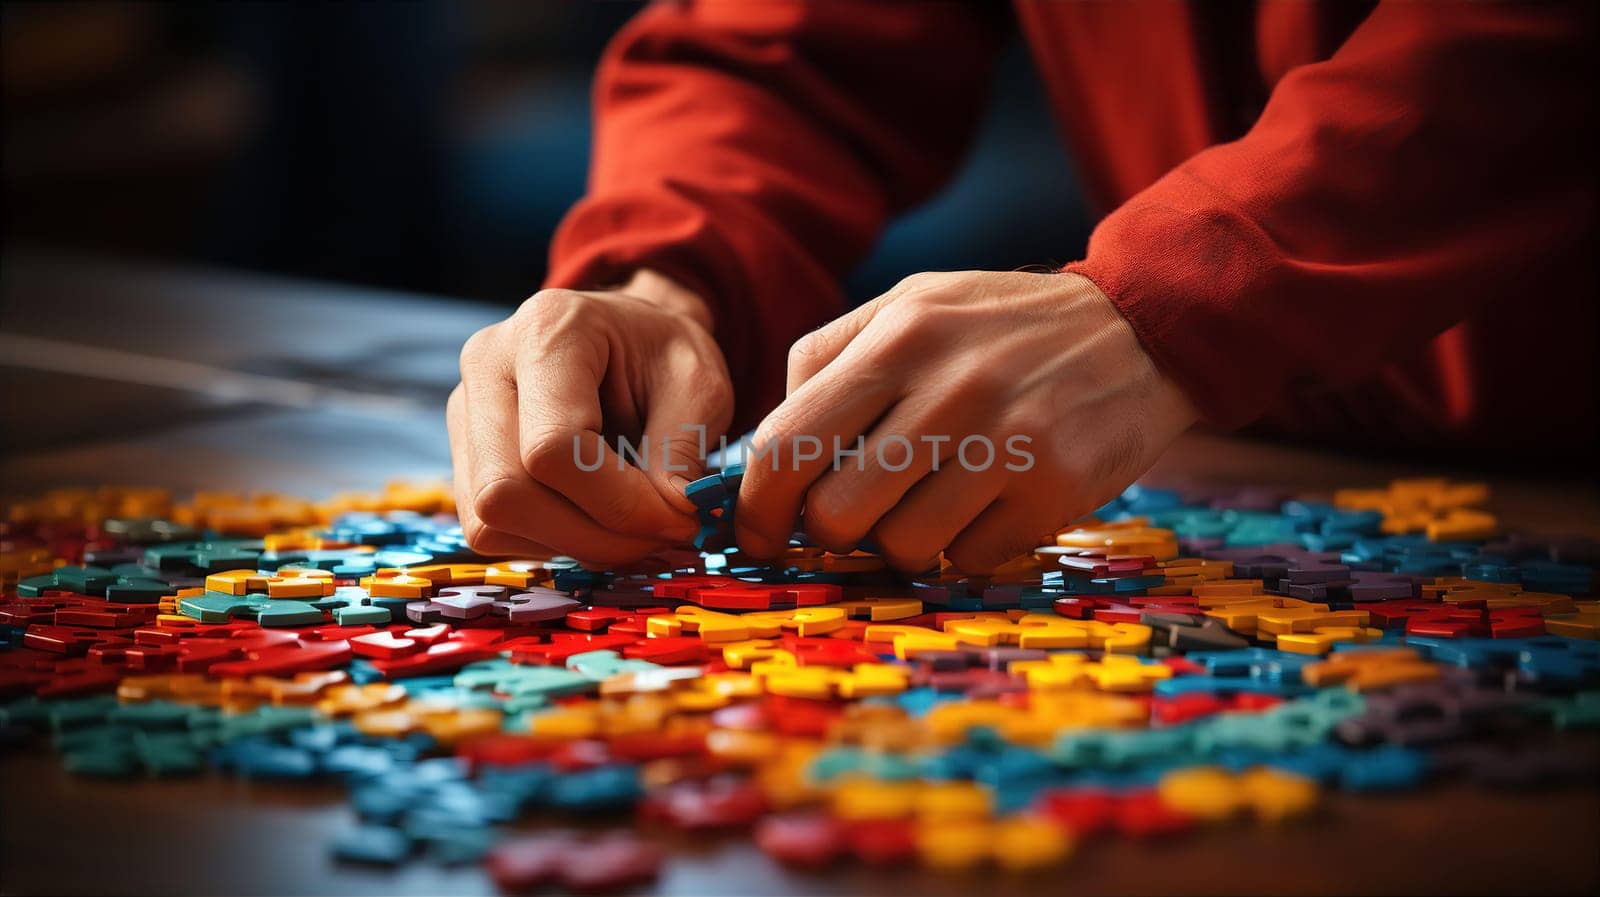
[2,254,1597,896]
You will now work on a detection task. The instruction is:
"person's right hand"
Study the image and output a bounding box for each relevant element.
[447,269,733,566]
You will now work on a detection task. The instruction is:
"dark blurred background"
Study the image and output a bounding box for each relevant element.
[2,1,1089,308]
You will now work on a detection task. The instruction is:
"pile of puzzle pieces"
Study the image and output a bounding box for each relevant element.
[3,477,1598,890]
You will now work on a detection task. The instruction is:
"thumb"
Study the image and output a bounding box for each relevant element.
[640,363,735,514]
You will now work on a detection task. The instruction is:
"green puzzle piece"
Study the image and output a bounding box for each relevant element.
[454,660,594,710]
[252,599,325,627]
[177,591,323,626]
[134,731,206,776]
[104,576,181,604]
[808,746,922,784]
[17,565,117,597]
[216,706,319,742]
[178,591,259,622]
[0,698,51,731]
[1542,691,1600,730]
[320,586,392,625]
[55,724,137,753]
[565,649,662,680]
[332,604,392,625]
[143,540,263,575]
[108,701,201,731]
[64,746,140,778]
[47,696,121,732]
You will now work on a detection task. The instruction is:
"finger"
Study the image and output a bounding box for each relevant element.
[800,388,989,553]
[639,355,734,514]
[447,383,479,536]
[460,350,673,562]
[945,496,1060,574]
[784,272,963,394]
[451,382,564,557]
[735,354,898,558]
[469,528,561,558]
[869,462,1007,573]
[513,339,697,540]
[449,384,513,547]
[786,296,889,396]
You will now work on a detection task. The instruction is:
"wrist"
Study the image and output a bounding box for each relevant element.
[621,269,716,333]
[1059,272,1201,431]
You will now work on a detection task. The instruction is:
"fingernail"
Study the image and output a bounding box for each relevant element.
[668,474,692,496]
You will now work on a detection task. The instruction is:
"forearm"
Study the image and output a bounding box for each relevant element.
[1065,1,1594,429]
[546,0,1006,428]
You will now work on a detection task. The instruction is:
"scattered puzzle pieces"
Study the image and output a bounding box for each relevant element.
[2,476,1596,889]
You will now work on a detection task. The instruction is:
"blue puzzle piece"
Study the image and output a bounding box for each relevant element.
[685,474,728,511]
[1408,635,1600,688]
[1183,647,1318,686]
[546,764,643,811]
[1335,744,1432,792]
[477,764,557,809]
[332,825,412,865]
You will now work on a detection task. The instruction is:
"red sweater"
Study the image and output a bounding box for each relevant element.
[547,1,1596,457]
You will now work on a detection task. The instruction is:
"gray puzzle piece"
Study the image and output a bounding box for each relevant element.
[1141,611,1249,652]
[435,586,504,621]
[494,587,582,623]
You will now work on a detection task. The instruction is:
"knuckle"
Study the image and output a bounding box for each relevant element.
[944,548,977,573]
[894,271,942,294]
[995,533,1039,566]
[446,384,466,422]
[520,426,578,479]
[660,435,702,470]
[519,288,587,322]
[698,369,736,414]
[945,543,993,574]
[752,407,801,448]
[459,325,501,373]
[947,366,1008,404]
[470,476,524,536]
[460,515,495,552]
[802,486,864,550]
[515,289,599,345]
[872,525,936,574]
[787,329,830,373]
[951,532,1033,574]
[876,296,946,346]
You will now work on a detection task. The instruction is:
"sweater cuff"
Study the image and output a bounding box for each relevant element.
[544,192,759,431]
[1061,190,1290,430]
[545,188,844,432]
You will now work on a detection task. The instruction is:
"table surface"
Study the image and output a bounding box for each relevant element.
[2,252,1598,896]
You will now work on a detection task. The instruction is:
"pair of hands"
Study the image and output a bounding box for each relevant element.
[446,269,1196,572]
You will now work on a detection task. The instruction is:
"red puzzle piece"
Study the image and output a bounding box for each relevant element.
[639,777,767,830]
[622,636,709,665]
[208,638,353,678]
[510,632,639,665]
[366,630,502,678]
[755,813,847,867]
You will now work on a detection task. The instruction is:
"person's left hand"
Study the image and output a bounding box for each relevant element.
[733,271,1197,573]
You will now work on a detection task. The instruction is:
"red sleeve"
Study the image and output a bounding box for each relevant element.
[1063,2,1595,429]
[545,0,1006,431]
